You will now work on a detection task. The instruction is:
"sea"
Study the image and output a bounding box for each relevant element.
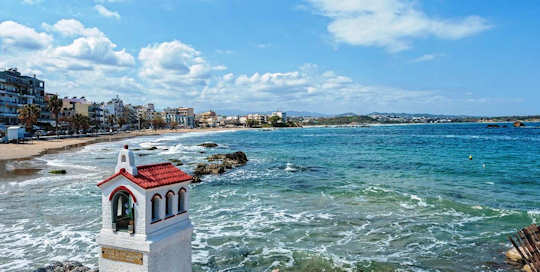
[1,123,540,272]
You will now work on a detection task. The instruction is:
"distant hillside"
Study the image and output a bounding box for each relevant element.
[303,115,378,125]
[368,112,475,119]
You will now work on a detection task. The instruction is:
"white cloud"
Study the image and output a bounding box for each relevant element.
[21,0,43,4]
[42,19,102,37]
[256,43,272,49]
[411,53,444,63]
[0,21,52,51]
[138,40,218,93]
[94,5,121,20]
[41,19,135,66]
[200,63,445,112]
[307,0,492,52]
[1,19,137,105]
[0,19,503,113]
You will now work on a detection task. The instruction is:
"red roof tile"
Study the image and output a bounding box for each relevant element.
[97,162,192,189]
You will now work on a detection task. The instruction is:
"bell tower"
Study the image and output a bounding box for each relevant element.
[96,146,194,272]
[115,144,137,175]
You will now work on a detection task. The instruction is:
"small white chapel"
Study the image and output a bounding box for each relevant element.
[96,145,194,272]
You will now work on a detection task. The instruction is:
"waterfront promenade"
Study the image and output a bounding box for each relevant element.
[0,128,247,161]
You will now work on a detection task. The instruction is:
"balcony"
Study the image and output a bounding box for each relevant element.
[0,112,18,117]
[0,89,21,96]
[1,101,20,107]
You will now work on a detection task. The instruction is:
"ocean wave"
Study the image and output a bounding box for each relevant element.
[160,143,204,154]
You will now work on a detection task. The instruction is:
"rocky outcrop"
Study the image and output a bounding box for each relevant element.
[192,151,248,182]
[207,151,248,165]
[198,143,218,148]
[168,159,183,166]
[194,163,225,176]
[33,261,97,272]
[514,121,526,127]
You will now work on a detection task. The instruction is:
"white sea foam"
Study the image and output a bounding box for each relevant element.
[160,143,204,154]
[284,162,296,172]
[41,158,98,171]
[410,194,428,207]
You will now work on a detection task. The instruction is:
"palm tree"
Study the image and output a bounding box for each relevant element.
[71,114,90,133]
[117,115,127,130]
[106,115,115,131]
[47,95,63,136]
[18,104,41,132]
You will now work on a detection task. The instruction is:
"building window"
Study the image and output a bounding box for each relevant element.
[111,190,134,232]
[151,194,162,222]
[178,188,187,214]
[165,191,174,217]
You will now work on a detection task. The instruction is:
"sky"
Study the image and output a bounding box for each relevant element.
[0,0,538,115]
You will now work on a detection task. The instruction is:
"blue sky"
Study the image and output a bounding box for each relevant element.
[0,0,538,115]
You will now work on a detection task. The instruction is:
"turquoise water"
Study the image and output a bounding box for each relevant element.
[1,123,540,271]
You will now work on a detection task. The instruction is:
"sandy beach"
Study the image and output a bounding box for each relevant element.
[0,127,248,162]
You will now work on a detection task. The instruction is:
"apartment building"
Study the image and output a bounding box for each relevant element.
[163,107,195,128]
[0,68,51,126]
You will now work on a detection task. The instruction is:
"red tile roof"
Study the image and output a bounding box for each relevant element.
[97,162,192,189]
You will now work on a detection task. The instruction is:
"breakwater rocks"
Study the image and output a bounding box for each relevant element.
[33,261,97,272]
[193,151,248,182]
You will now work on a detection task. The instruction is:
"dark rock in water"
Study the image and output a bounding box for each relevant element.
[487,124,500,128]
[33,261,96,272]
[514,121,526,127]
[168,159,183,166]
[192,175,202,183]
[198,142,218,148]
[146,146,158,150]
[199,151,206,154]
[207,151,248,165]
[138,153,150,157]
[49,169,67,174]
[191,151,248,180]
[194,163,225,176]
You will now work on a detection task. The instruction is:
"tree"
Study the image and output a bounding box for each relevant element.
[71,114,90,133]
[18,104,41,132]
[117,115,127,130]
[246,119,258,128]
[106,115,115,130]
[169,121,178,130]
[269,116,281,126]
[47,95,63,136]
[152,116,166,130]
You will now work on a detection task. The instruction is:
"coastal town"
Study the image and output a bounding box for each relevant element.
[0,68,291,142]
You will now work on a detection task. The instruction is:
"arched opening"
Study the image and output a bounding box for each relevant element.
[165,191,174,217]
[178,188,187,214]
[151,194,162,222]
[111,190,134,233]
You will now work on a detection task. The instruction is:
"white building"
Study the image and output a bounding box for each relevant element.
[271,111,287,123]
[96,145,194,272]
[104,95,124,118]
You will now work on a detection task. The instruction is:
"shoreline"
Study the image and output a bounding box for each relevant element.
[0,127,249,163]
